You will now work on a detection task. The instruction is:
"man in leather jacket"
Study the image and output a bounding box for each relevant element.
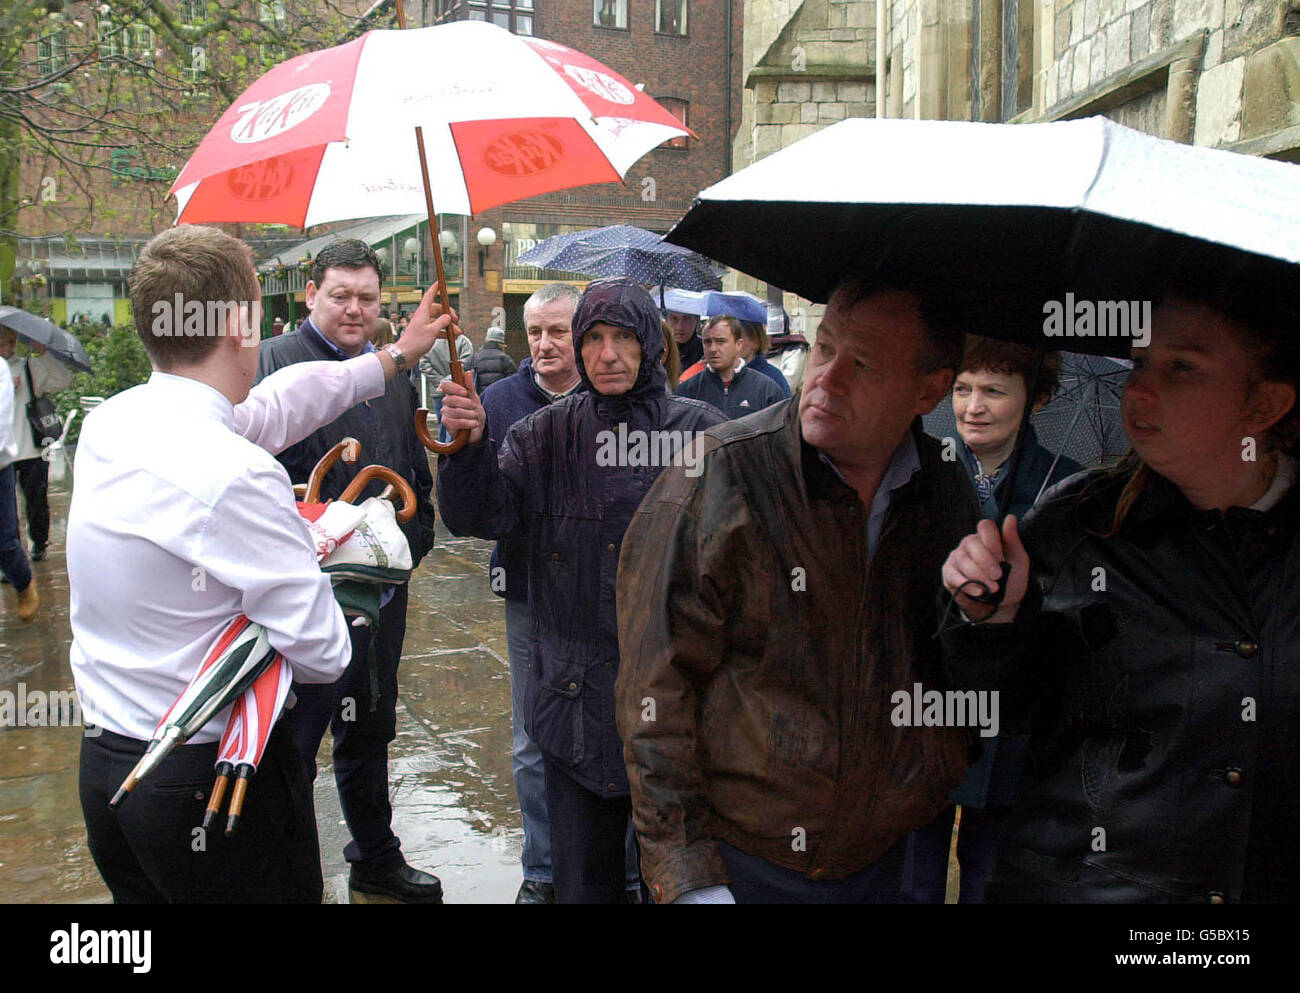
[615,277,981,903]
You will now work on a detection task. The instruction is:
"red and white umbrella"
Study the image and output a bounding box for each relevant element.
[205,655,294,836]
[168,20,689,226]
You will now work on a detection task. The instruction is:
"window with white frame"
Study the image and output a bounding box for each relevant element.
[37,30,67,76]
[656,0,687,35]
[594,0,627,29]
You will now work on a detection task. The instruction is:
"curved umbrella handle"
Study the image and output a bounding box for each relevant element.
[305,437,361,504]
[415,327,470,455]
[339,465,418,522]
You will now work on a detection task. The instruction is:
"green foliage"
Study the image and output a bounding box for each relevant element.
[48,321,152,447]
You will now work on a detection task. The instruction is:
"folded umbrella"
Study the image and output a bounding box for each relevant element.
[0,306,93,373]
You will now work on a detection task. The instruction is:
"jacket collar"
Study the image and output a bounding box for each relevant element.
[296,317,374,362]
[788,395,929,504]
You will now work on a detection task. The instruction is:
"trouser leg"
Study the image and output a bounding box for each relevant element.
[0,466,32,591]
[543,755,632,904]
[505,597,551,883]
[14,457,49,550]
[334,584,406,868]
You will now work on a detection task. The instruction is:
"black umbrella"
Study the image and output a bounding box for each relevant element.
[666,116,1300,357]
[518,224,725,292]
[0,306,93,373]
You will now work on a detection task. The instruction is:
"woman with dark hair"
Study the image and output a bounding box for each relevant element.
[660,319,681,391]
[940,276,1300,903]
[952,338,1081,519]
[908,337,1082,904]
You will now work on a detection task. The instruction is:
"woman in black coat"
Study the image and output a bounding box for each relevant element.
[941,275,1300,903]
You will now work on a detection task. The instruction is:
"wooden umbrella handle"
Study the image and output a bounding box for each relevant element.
[305,438,361,504]
[339,465,418,522]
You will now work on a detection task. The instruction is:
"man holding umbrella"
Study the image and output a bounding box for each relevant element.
[0,358,38,621]
[616,273,980,902]
[71,225,450,902]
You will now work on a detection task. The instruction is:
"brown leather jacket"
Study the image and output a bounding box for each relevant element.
[615,399,980,903]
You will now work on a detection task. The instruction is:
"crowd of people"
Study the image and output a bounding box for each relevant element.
[45,224,1300,905]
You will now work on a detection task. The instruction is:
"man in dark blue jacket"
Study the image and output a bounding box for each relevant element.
[436,279,724,903]
[478,282,584,904]
[677,315,785,418]
[257,239,443,904]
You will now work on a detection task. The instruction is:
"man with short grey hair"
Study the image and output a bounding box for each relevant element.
[473,282,583,903]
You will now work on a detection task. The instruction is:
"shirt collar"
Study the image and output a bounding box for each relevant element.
[146,370,235,429]
[302,316,375,361]
[533,370,582,402]
[817,428,921,511]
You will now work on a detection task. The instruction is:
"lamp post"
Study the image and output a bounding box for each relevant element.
[403,235,420,282]
[476,226,496,278]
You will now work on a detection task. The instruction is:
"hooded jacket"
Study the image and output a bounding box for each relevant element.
[477,356,586,603]
[437,279,724,797]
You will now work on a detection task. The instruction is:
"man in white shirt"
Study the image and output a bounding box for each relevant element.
[0,358,38,621]
[0,330,73,561]
[70,225,451,903]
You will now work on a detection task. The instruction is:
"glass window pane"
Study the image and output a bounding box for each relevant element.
[516,0,533,9]
[594,0,627,28]
[516,14,533,34]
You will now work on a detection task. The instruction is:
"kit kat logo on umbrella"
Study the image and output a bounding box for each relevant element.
[562,65,635,105]
[484,131,564,177]
[230,82,331,144]
[227,157,294,201]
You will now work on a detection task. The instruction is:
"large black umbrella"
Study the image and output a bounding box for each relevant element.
[666,116,1300,357]
[0,306,93,373]
[518,224,725,291]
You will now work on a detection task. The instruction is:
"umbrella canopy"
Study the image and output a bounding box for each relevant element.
[169,21,689,226]
[656,288,767,323]
[518,225,724,290]
[666,116,1300,356]
[924,352,1132,475]
[0,306,93,373]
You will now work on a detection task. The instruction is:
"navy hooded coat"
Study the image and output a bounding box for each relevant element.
[437,280,724,797]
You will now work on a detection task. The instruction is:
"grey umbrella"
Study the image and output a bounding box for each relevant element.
[0,306,93,373]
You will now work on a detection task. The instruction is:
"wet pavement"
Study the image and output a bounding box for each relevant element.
[0,469,526,904]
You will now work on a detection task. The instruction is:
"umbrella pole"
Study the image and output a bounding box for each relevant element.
[412,125,471,456]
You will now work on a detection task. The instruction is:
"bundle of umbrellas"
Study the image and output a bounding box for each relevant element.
[109,439,417,835]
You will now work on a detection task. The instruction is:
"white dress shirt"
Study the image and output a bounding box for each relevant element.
[68,354,386,742]
[8,352,74,462]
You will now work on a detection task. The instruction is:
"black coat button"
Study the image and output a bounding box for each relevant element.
[1208,891,1226,904]
[1225,768,1243,787]
[1235,640,1259,659]
[607,543,616,552]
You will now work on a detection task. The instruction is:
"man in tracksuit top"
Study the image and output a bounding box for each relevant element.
[676,314,785,419]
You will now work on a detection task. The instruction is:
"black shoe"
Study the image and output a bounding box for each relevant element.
[30,545,46,562]
[349,862,444,904]
[515,880,555,904]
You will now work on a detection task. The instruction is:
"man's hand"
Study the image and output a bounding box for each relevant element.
[941,515,1031,624]
[393,284,460,369]
[439,374,485,446]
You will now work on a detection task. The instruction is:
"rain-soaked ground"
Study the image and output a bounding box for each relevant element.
[0,467,525,904]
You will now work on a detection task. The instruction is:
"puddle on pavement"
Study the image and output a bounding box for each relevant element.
[0,484,527,903]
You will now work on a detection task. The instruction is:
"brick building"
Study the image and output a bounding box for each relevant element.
[421,0,744,349]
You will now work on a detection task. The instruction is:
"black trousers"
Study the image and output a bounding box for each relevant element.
[285,584,407,868]
[543,755,643,903]
[79,723,322,903]
[13,457,50,550]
